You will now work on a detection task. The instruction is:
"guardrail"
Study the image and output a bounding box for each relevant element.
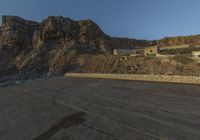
[65,73,200,85]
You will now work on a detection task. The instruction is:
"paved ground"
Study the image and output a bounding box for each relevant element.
[0,77,200,140]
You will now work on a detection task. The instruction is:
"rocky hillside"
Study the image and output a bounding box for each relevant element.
[0,16,151,76]
[155,35,200,47]
[47,54,200,76]
[1,15,200,78]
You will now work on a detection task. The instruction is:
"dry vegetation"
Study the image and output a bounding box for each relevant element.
[47,54,200,76]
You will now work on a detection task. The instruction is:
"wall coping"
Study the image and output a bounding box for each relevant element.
[65,73,200,85]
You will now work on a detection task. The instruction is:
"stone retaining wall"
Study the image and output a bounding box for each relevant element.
[65,73,200,85]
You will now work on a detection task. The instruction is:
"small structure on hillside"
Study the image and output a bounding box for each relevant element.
[192,51,200,58]
[113,49,141,56]
[144,46,159,56]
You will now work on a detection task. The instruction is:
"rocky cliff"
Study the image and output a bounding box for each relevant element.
[1,15,200,78]
[0,15,150,76]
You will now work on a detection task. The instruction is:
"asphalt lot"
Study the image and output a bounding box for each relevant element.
[0,77,200,140]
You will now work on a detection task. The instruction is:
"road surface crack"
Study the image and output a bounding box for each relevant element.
[32,112,86,140]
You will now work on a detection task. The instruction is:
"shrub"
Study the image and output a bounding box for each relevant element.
[160,47,200,55]
[172,56,193,64]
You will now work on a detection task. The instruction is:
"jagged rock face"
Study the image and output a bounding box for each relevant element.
[0,15,149,54]
[11,16,109,74]
[1,16,39,54]
[0,15,155,76]
[0,15,152,76]
[32,16,108,53]
[1,16,40,59]
[1,15,200,77]
[78,20,107,42]
[32,16,79,46]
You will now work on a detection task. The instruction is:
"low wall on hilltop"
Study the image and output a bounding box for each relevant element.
[65,73,200,85]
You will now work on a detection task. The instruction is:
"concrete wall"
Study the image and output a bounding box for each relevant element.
[159,45,190,51]
[113,49,140,56]
[156,54,175,58]
[65,73,200,85]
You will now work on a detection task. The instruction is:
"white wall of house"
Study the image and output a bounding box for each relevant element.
[159,45,190,51]
[192,51,200,58]
[113,49,140,56]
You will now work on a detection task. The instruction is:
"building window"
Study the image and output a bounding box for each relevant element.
[150,50,153,53]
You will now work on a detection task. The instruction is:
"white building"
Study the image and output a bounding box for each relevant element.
[113,49,141,56]
[192,51,200,58]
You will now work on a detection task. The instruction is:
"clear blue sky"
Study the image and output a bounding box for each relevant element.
[0,0,200,40]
